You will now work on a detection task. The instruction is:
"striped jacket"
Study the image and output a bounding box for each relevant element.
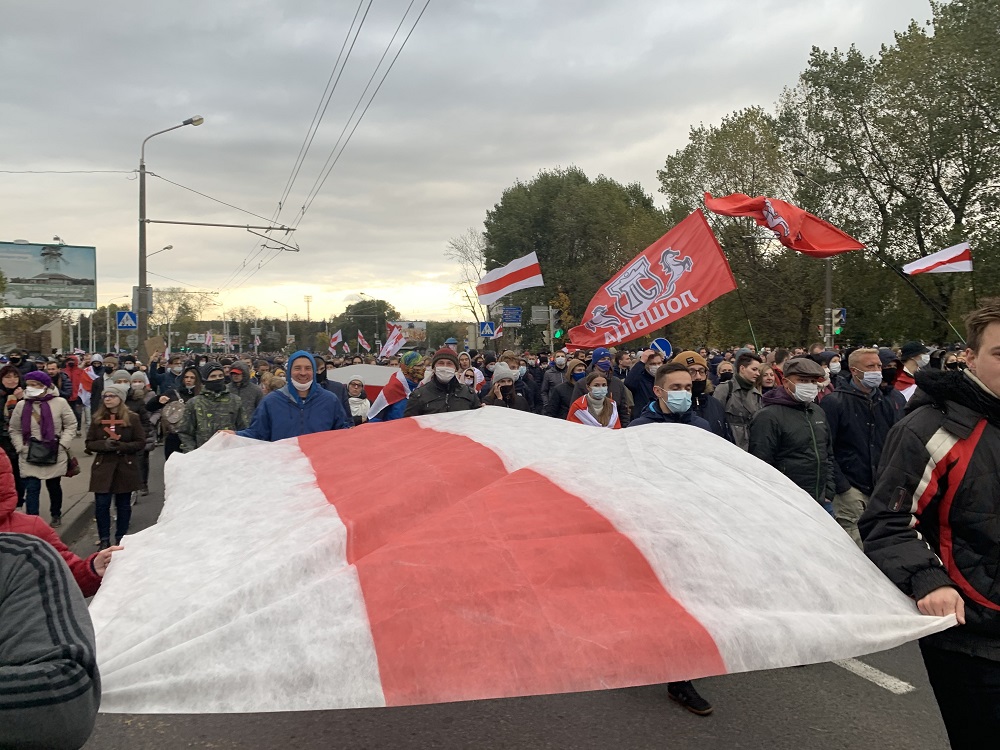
[860,369,1000,660]
[0,533,100,748]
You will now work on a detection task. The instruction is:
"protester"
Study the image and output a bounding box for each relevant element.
[712,352,763,451]
[238,351,350,441]
[671,351,730,440]
[629,362,711,431]
[543,358,584,420]
[748,357,835,513]
[0,533,101,750]
[149,351,186,395]
[624,348,665,412]
[369,352,425,422]
[8,370,76,527]
[87,383,145,549]
[567,371,621,428]
[63,354,88,435]
[346,377,371,426]
[228,360,264,421]
[861,301,1000,748]
[404,348,480,416]
[0,365,24,505]
[820,348,905,547]
[894,341,929,401]
[178,363,248,452]
[484,363,531,411]
[540,351,568,406]
[147,364,200,461]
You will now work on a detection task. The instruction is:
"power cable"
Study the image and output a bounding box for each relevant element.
[147,172,283,226]
[0,169,135,174]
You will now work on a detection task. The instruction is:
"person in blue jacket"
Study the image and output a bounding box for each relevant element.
[237,351,351,441]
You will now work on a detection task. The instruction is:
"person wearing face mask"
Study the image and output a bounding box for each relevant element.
[237,351,349,443]
[150,353,186,395]
[119,354,138,374]
[126,371,157,494]
[625,362,713,715]
[8,371,76,526]
[748,357,836,513]
[403,348,480,417]
[483,351,537,412]
[567,371,620,428]
[6,349,32,377]
[460,367,485,393]
[146,365,201,461]
[543,359,584,420]
[624,348,665,418]
[484,363,530,411]
[671,351,732,441]
[369,352,426,422]
[227,360,264,422]
[88,355,118,415]
[819,348,906,548]
[525,353,544,393]
[540,351,569,408]
[715,360,735,384]
[178,363,249,452]
[346,378,371,426]
[0,365,26,505]
[712,353,763,451]
[894,341,930,401]
[571,347,631,425]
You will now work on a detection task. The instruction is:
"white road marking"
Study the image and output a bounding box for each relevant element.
[833,658,916,695]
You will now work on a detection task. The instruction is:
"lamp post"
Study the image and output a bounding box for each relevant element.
[138,116,204,356]
[273,301,290,343]
[358,292,381,346]
[792,167,834,349]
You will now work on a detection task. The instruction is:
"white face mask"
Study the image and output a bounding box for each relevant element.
[434,367,456,383]
[292,378,312,391]
[555,357,566,368]
[646,364,660,377]
[793,383,820,403]
[124,363,135,371]
[829,362,841,374]
[170,366,183,375]
[917,354,931,368]
[24,387,44,398]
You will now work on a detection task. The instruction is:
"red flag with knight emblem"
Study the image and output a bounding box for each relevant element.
[703,193,864,258]
[568,210,736,348]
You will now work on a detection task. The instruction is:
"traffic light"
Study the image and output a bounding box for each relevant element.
[550,307,565,339]
[832,308,847,336]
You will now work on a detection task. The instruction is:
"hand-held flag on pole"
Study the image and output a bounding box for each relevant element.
[328,330,343,355]
[358,331,371,352]
[342,342,351,354]
[205,331,213,349]
[477,252,544,305]
[491,323,504,340]
[379,325,407,359]
[703,193,865,258]
[902,242,973,274]
[569,210,737,348]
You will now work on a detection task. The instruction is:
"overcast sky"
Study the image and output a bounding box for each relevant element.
[0,0,932,322]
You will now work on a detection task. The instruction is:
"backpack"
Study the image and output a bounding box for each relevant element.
[161,399,187,433]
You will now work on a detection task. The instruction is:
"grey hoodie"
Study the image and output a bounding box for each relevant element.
[227,361,264,421]
[0,533,100,749]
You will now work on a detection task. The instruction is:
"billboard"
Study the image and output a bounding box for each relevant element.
[391,320,427,342]
[0,241,97,309]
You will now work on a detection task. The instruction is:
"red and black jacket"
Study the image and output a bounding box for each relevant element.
[860,369,1000,659]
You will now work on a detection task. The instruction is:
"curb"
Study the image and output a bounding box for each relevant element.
[60,493,95,548]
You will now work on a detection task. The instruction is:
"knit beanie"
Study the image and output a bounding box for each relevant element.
[103,383,130,402]
[431,347,460,368]
[491,362,517,384]
[23,370,52,388]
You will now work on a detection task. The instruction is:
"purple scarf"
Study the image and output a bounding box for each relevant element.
[21,392,57,445]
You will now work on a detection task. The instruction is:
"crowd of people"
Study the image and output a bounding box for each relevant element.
[1,299,999,747]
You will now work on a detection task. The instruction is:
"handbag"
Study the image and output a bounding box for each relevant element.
[26,437,58,466]
[63,446,80,478]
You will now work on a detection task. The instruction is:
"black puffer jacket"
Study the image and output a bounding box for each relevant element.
[403,376,480,417]
[748,386,836,504]
[820,378,906,495]
[860,369,1000,660]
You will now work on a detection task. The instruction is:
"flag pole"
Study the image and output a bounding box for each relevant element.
[734,285,759,352]
[873,249,966,344]
[972,265,979,307]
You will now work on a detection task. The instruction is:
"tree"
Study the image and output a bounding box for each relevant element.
[445,229,489,325]
[329,299,400,353]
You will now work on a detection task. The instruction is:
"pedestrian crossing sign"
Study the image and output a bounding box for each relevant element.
[116,311,138,330]
[478,321,495,337]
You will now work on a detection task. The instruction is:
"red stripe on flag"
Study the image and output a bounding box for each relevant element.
[910,248,973,274]
[300,421,725,706]
[476,263,542,296]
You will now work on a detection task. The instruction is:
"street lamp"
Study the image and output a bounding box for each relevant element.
[138,116,204,356]
[358,292,382,343]
[147,244,173,258]
[273,301,290,341]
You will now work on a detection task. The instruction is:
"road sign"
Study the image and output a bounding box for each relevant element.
[285,334,295,345]
[502,306,522,322]
[250,327,262,335]
[650,338,672,359]
[116,311,138,330]
[531,305,550,324]
[478,321,496,337]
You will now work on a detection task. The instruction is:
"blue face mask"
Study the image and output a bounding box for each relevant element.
[518,365,527,377]
[596,359,612,372]
[665,391,692,413]
[571,371,586,382]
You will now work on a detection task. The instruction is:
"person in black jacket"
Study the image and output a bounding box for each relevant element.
[624,348,665,412]
[819,348,905,547]
[404,348,480,417]
[483,363,531,411]
[544,358,585,420]
[672,350,733,442]
[748,357,835,512]
[860,301,1000,749]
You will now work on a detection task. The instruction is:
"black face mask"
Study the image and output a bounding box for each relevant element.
[881,367,899,387]
[204,379,226,393]
[9,358,20,365]
[539,357,548,366]
[499,383,514,402]
[718,371,734,383]
[691,379,707,397]
[946,362,960,371]
[91,364,103,375]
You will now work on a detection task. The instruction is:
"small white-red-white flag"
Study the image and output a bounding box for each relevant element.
[476,252,544,305]
[328,330,343,355]
[358,330,371,352]
[379,325,406,359]
[254,335,261,348]
[342,342,351,354]
[204,331,213,348]
[903,242,973,275]
[491,323,504,340]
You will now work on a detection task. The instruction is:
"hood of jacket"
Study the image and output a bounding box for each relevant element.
[230,360,252,389]
[0,454,15,521]
[285,350,319,404]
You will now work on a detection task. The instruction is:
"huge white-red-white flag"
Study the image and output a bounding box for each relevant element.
[357,330,371,352]
[91,409,952,714]
[379,325,406,359]
[476,252,544,305]
[902,242,973,275]
[328,330,343,355]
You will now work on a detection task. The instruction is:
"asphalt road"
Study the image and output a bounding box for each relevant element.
[70,449,952,750]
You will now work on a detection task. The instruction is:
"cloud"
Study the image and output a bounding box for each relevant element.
[0,0,931,321]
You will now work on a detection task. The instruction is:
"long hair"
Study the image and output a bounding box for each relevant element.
[583,370,614,427]
[93,398,132,425]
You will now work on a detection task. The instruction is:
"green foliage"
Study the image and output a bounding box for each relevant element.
[328,299,400,352]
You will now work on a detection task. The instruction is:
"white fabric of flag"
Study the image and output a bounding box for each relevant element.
[902,242,973,274]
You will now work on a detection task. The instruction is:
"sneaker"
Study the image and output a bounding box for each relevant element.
[98,538,111,551]
[50,515,62,529]
[141,484,149,496]
[667,681,713,716]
